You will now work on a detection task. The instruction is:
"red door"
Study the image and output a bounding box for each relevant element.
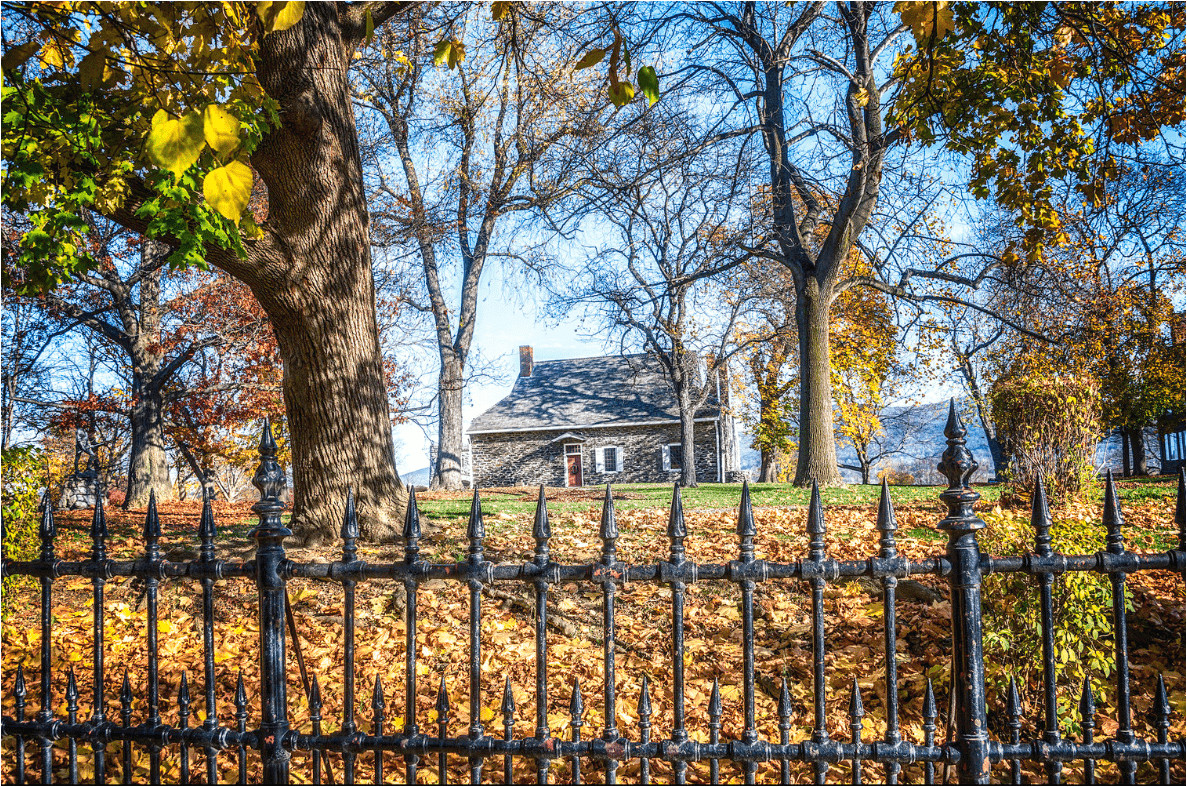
[566,453,583,487]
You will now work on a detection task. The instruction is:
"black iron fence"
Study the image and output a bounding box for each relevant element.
[2,402,1184,785]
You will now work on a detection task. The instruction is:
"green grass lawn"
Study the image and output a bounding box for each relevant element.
[415,475,1179,529]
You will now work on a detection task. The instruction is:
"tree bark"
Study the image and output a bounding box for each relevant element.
[239,5,405,541]
[758,449,779,483]
[794,279,843,486]
[1126,427,1149,476]
[125,256,171,508]
[125,380,170,507]
[433,350,466,490]
[679,403,699,487]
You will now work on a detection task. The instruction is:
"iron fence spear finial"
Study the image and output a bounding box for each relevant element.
[91,495,108,558]
[341,487,359,560]
[807,479,826,561]
[876,479,897,558]
[38,489,55,560]
[1031,476,1052,556]
[532,484,551,564]
[1155,674,1171,782]
[467,488,485,557]
[922,678,937,784]
[403,486,421,560]
[849,677,864,784]
[1104,470,1125,553]
[66,665,78,711]
[708,676,723,782]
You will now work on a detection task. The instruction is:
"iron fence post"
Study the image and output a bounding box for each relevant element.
[937,401,990,784]
[251,418,292,784]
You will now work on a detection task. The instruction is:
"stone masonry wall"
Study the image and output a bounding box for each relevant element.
[470,422,722,488]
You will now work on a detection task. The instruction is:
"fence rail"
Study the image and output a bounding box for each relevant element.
[3,401,1185,784]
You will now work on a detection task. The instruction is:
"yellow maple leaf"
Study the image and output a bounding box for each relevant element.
[894,1,955,46]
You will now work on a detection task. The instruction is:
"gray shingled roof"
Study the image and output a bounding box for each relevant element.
[468,353,721,433]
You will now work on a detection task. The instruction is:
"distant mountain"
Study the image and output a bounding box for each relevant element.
[400,466,432,486]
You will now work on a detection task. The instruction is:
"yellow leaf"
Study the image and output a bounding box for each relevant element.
[39,42,65,70]
[491,1,513,21]
[146,110,205,179]
[894,1,954,46]
[203,104,241,159]
[448,40,466,69]
[609,81,634,107]
[575,48,605,70]
[480,706,496,723]
[158,620,175,635]
[256,1,305,34]
[433,40,453,67]
[202,160,254,222]
[427,709,438,724]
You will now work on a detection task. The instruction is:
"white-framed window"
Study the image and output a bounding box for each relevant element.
[662,443,684,471]
[596,446,623,473]
[564,443,582,456]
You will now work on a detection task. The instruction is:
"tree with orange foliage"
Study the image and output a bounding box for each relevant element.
[5,219,224,506]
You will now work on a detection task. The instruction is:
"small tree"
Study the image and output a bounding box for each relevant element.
[991,373,1102,502]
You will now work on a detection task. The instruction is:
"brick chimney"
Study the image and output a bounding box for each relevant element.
[519,345,533,377]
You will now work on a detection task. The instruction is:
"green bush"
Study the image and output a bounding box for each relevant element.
[991,373,1101,503]
[980,506,1123,738]
[2,446,46,612]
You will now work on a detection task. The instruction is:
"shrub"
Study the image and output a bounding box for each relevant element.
[878,468,916,485]
[991,373,1101,503]
[2,446,46,612]
[980,506,1120,738]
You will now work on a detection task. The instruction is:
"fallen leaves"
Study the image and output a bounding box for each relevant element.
[1,494,1182,784]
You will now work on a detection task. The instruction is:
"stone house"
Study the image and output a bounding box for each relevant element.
[467,347,740,488]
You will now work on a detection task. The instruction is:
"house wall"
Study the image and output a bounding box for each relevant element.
[469,422,721,488]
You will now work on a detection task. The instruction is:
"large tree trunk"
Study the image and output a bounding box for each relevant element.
[758,449,779,482]
[258,286,404,542]
[125,377,171,507]
[1126,427,1149,476]
[238,5,405,542]
[432,350,466,490]
[794,280,843,486]
[125,256,170,508]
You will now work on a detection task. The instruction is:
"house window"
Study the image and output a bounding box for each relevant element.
[597,446,622,473]
[663,443,684,471]
[565,443,582,456]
